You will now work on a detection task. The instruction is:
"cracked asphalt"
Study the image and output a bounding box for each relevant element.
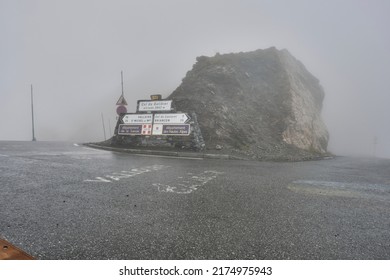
[1,141,389,259]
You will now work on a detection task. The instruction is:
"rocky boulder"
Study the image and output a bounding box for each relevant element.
[169,47,329,160]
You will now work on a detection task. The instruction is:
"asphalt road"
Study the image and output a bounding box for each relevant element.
[0,141,389,260]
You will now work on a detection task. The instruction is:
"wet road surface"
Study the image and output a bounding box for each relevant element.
[0,141,389,259]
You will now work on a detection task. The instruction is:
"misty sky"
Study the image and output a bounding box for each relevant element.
[1,0,389,158]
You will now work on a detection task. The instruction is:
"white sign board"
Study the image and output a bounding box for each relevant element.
[138,100,172,112]
[152,124,163,135]
[122,114,153,124]
[153,113,190,124]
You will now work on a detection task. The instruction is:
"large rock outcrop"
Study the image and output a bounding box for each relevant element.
[169,47,329,160]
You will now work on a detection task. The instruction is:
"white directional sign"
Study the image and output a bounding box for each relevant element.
[138,100,172,112]
[122,114,153,124]
[153,113,190,124]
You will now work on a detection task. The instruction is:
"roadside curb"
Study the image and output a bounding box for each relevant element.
[83,143,241,160]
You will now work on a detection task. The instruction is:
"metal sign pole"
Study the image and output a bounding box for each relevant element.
[31,84,36,141]
[121,70,124,97]
[101,113,107,140]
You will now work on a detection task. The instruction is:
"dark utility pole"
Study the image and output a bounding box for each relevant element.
[31,85,36,141]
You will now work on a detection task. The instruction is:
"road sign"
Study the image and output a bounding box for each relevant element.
[157,124,191,136]
[141,124,152,135]
[118,124,154,135]
[138,100,172,112]
[150,94,162,100]
[154,113,190,124]
[116,105,127,115]
[118,124,142,135]
[122,114,153,124]
[116,95,128,106]
[152,124,163,135]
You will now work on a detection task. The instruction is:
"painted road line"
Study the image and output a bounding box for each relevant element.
[154,170,224,194]
[84,165,170,183]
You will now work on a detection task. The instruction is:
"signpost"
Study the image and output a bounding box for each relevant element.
[116,105,127,115]
[116,95,128,106]
[117,97,192,137]
[152,124,190,136]
[162,124,190,135]
[150,94,162,100]
[153,113,190,124]
[122,114,153,124]
[141,124,152,135]
[116,71,128,116]
[138,100,172,112]
[118,124,142,135]
[118,124,154,135]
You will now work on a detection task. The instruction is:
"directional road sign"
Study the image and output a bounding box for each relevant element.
[153,113,190,124]
[122,114,153,124]
[118,124,143,135]
[152,124,190,136]
[138,100,172,112]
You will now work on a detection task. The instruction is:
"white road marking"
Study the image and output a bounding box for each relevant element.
[84,177,112,183]
[84,165,169,183]
[154,170,224,194]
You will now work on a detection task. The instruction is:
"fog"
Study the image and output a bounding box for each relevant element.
[1,0,389,158]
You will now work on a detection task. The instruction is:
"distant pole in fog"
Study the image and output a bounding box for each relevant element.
[121,70,124,97]
[116,70,128,116]
[108,119,112,136]
[373,136,378,158]
[31,84,37,142]
[101,113,107,141]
